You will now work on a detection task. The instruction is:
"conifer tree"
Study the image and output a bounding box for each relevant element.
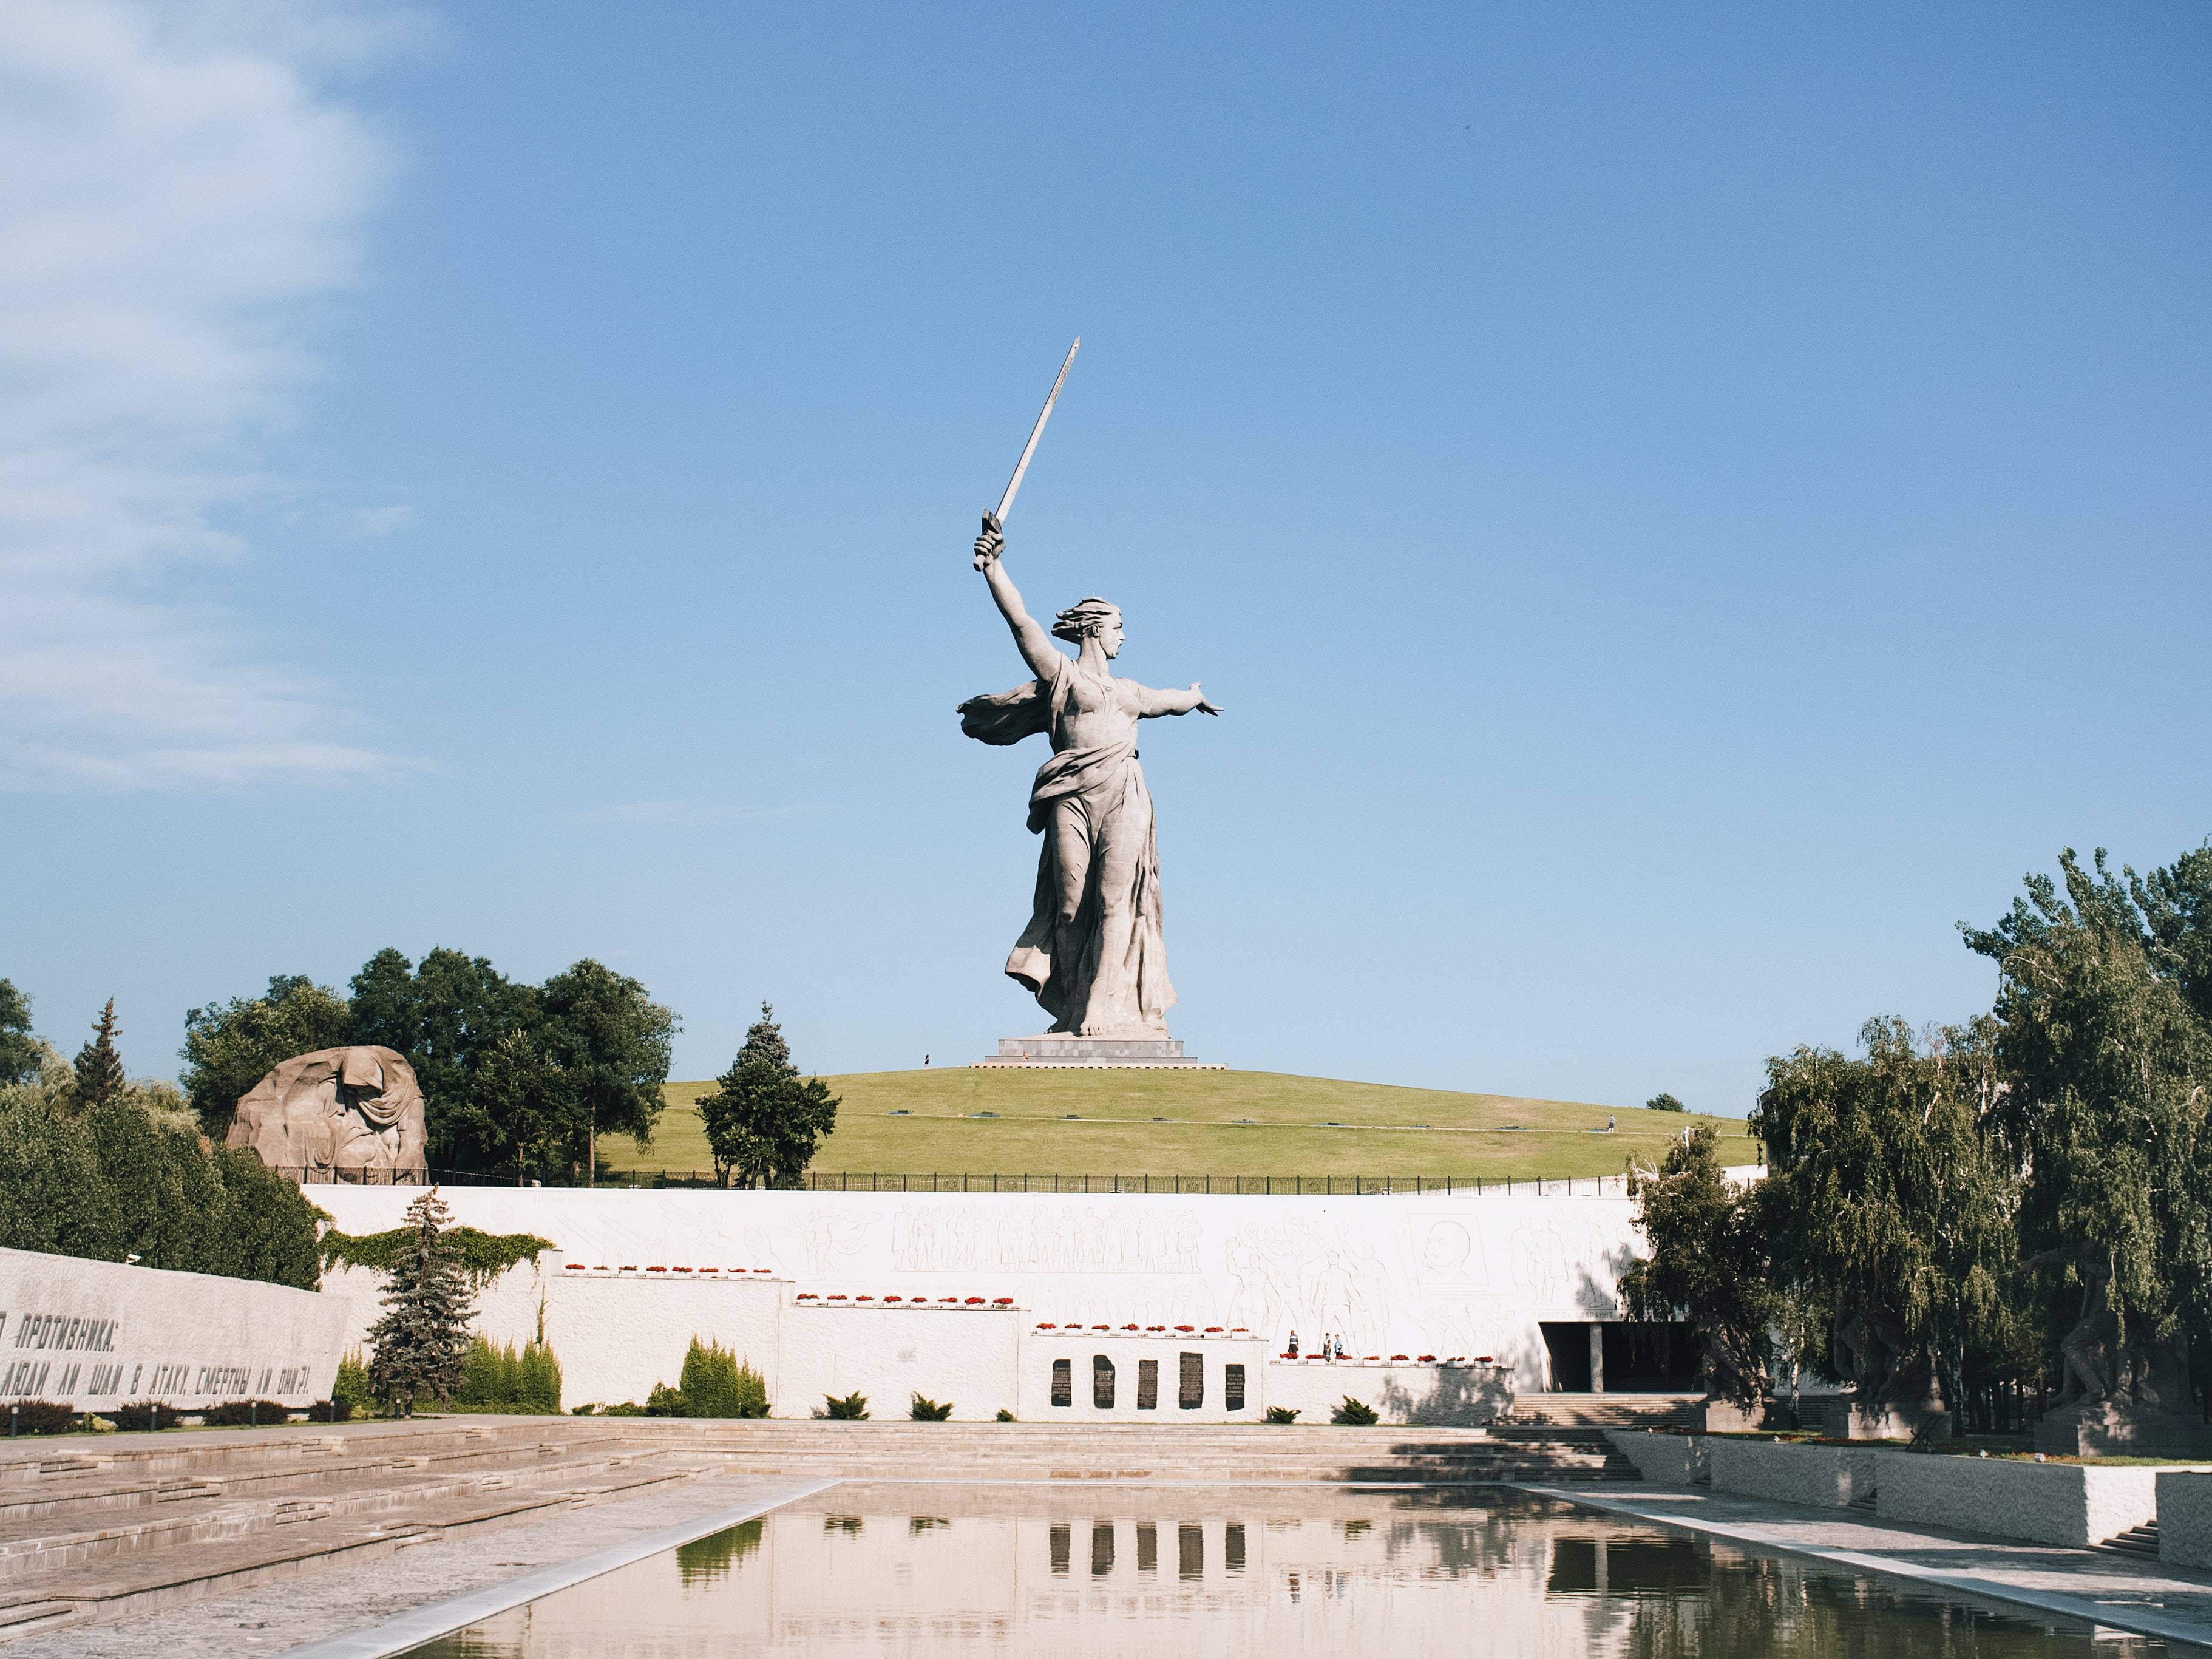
[72,999,126,1109]
[367,1189,477,1414]
[696,1003,838,1189]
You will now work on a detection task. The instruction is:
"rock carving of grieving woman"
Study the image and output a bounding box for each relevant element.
[957,515,1220,1038]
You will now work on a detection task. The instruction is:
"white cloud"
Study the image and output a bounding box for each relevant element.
[344,504,416,539]
[0,1,430,790]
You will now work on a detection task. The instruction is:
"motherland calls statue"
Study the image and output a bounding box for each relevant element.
[226,1045,429,1182]
[959,515,1220,1053]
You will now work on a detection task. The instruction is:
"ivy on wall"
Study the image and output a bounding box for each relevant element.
[319,1224,553,1288]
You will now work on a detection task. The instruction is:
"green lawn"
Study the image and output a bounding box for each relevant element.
[599,1069,1753,1184]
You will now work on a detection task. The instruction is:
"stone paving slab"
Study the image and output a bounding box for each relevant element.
[1524,1481,2212,1652]
[1,1474,825,1659]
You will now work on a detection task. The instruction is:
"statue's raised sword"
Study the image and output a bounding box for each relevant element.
[977,337,1079,562]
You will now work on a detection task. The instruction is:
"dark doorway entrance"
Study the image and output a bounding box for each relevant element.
[1601,1321,1698,1391]
[1539,1322,1592,1391]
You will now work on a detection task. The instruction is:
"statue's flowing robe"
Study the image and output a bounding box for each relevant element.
[959,657,1176,1034]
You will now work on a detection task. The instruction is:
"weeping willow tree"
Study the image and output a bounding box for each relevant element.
[1620,1123,1778,1409]
[1752,1017,2020,1424]
[1963,847,2212,1418]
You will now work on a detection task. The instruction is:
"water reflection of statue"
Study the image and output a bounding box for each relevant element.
[226,1046,427,1182]
[960,518,1221,1036]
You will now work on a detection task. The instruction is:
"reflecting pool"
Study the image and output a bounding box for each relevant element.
[402,1486,2168,1657]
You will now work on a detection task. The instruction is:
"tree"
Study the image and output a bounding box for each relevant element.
[0,1095,120,1260]
[1963,848,2212,1416]
[212,1146,323,1289]
[465,1028,571,1182]
[84,1099,225,1272]
[366,1189,477,1414]
[349,947,540,1169]
[181,975,352,1135]
[2133,838,2212,1028]
[1620,1123,1779,1408]
[1644,1092,1686,1113]
[72,999,127,1109]
[1754,1016,2020,1425]
[0,1048,319,1288]
[537,960,676,1179]
[696,1003,839,1189]
[0,979,38,1086]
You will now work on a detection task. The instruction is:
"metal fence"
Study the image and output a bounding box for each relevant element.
[280,1165,1638,1198]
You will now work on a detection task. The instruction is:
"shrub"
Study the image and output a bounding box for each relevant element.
[333,1351,375,1416]
[645,1382,687,1417]
[1331,1396,1379,1426]
[110,1400,174,1432]
[517,1341,563,1413]
[458,1334,508,1405]
[1263,1406,1300,1425]
[202,1400,289,1428]
[306,1399,353,1423]
[3,1400,78,1435]
[995,1408,1015,1422]
[679,1337,769,1419]
[910,1393,952,1421]
[819,1391,869,1420]
[453,1335,563,1414]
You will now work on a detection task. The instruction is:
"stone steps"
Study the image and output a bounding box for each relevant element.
[0,1450,705,1634]
[0,1430,640,1526]
[2099,1521,2162,1559]
[0,1445,680,1579]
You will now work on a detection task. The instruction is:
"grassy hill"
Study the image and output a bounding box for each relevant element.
[598,1068,1752,1185]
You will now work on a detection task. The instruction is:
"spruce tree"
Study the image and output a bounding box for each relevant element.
[696,1003,838,1189]
[72,999,126,1109]
[367,1189,477,1414]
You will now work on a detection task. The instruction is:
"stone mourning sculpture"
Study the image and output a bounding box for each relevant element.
[226,1045,428,1182]
[958,517,1220,1041]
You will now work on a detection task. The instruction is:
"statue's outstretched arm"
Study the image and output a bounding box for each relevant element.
[1132,681,1224,718]
[972,515,1062,682]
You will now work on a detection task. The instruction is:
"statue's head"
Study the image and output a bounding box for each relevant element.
[1052,596,1124,658]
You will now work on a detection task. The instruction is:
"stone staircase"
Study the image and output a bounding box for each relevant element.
[0,1414,1644,1640]
[2098,1520,2162,1559]
[0,1418,711,1639]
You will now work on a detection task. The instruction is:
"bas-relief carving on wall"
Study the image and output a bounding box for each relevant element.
[889,1204,1203,1277]
[225,1045,428,1182]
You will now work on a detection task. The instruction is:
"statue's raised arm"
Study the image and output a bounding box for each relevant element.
[972,514,1062,682]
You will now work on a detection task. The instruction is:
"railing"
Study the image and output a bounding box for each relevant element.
[277,1165,1638,1198]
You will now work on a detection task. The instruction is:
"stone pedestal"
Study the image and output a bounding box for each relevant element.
[2036,1400,2212,1458]
[977,1034,1224,1069]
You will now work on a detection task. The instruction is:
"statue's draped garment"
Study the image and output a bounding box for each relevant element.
[960,654,1176,1034]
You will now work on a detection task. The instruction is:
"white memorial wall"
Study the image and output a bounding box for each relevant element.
[316,1186,1652,1419]
[0,1247,352,1411]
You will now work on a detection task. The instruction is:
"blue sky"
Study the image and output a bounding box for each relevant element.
[4,2,2207,1114]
